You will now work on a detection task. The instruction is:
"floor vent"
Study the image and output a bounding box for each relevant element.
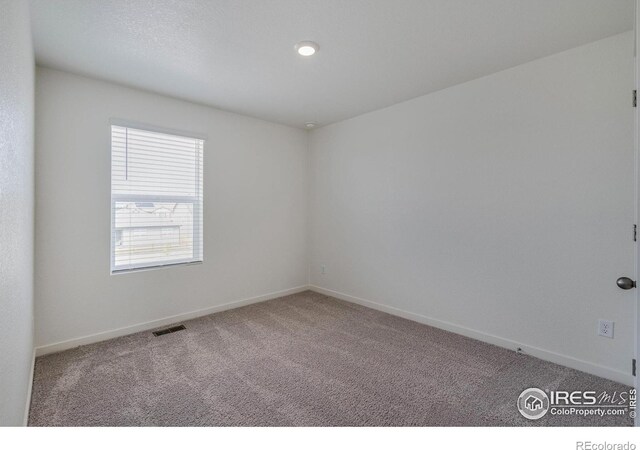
[153,324,186,337]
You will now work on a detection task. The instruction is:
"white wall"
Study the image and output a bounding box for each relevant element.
[0,0,35,426]
[35,68,308,350]
[309,32,635,384]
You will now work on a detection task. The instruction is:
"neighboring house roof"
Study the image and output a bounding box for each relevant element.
[114,203,191,228]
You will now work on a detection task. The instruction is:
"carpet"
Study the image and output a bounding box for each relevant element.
[29,290,633,426]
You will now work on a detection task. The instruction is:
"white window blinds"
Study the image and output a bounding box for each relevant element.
[110,124,204,273]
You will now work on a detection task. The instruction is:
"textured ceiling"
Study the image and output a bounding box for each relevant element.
[30,0,634,128]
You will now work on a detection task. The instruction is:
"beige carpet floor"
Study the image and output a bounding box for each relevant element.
[29,290,633,426]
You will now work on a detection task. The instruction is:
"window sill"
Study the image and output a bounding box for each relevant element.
[110,260,203,275]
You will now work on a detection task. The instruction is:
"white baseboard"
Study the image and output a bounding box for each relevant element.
[309,285,634,387]
[23,347,35,426]
[35,285,309,357]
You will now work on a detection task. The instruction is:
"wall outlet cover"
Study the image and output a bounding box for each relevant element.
[598,320,614,338]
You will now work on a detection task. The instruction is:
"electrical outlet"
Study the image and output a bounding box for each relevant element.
[321,265,326,275]
[598,320,614,338]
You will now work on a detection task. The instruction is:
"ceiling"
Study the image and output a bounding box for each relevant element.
[30,0,634,129]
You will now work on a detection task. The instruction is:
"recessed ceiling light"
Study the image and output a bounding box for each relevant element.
[295,41,319,57]
[304,122,317,129]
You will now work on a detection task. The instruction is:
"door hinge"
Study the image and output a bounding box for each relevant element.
[634,90,637,108]
[634,224,637,242]
[633,359,636,376]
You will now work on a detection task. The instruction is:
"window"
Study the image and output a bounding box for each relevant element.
[110,124,204,273]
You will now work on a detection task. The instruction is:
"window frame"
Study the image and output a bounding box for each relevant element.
[109,119,206,274]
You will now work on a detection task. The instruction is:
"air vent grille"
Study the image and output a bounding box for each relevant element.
[153,324,186,337]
